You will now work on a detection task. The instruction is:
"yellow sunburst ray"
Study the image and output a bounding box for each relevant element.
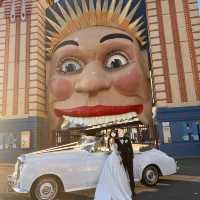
[96,0,102,24]
[120,19,130,30]
[74,0,83,17]
[49,7,66,27]
[89,0,95,12]
[46,47,51,52]
[46,36,54,42]
[46,29,55,37]
[115,0,123,15]
[141,40,147,46]
[107,0,116,21]
[119,0,132,24]
[88,0,97,25]
[128,16,143,30]
[135,28,145,38]
[140,35,146,42]
[127,0,142,22]
[136,21,144,31]
[96,0,101,12]
[102,0,109,12]
[57,2,71,21]
[57,24,73,38]
[82,0,89,13]
[46,17,61,33]
[46,0,147,57]
[65,0,78,19]
[46,0,54,6]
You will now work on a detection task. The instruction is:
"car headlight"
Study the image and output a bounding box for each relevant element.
[15,155,26,180]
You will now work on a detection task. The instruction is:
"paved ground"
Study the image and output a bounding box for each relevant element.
[0,158,200,200]
[0,164,14,194]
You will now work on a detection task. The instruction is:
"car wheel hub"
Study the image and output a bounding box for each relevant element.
[39,182,57,200]
[146,170,156,182]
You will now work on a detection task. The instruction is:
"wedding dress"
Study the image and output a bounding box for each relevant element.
[94,144,133,200]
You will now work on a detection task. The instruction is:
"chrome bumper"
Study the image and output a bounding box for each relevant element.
[7,175,28,194]
[7,175,14,192]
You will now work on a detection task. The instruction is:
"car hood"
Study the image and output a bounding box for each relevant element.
[20,143,90,161]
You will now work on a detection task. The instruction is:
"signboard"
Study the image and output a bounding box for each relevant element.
[21,131,31,149]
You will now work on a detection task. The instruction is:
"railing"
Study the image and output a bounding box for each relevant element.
[53,130,81,146]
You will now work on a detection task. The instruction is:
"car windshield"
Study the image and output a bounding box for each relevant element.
[78,136,109,153]
[78,135,153,153]
[79,136,96,145]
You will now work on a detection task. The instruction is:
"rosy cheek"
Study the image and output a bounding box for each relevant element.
[114,68,141,96]
[49,78,73,101]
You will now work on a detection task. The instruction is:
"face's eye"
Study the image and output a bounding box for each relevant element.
[105,53,128,70]
[56,58,82,74]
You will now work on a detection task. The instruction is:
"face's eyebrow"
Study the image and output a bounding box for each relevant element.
[100,33,134,43]
[54,40,79,52]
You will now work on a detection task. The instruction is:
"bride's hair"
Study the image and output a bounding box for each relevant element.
[108,130,119,149]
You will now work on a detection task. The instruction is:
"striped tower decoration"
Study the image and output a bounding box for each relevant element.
[146,0,200,107]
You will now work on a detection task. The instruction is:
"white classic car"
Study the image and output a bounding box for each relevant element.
[8,137,177,200]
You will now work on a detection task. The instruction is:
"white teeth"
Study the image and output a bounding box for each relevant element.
[108,116,113,121]
[84,118,91,126]
[89,118,95,126]
[61,118,69,129]
[104,116,110,124]
[128,112,134,119]
[62,112,138,128]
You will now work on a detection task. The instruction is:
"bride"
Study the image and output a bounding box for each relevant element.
[94,132,134,200]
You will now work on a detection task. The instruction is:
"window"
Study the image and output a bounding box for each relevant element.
[21,131,31,149]
[173,121,200,143]
[162,122,172,144]
[0,131,31,150]
[4,133,17,149]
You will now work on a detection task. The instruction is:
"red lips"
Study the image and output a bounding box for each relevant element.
[54,104,143,117]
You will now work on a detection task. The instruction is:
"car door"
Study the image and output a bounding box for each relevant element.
[85,151,108,188]
[63,151,91,191]
[133,153,142,181]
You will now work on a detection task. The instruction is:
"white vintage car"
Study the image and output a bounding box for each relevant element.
[8,137,177,200]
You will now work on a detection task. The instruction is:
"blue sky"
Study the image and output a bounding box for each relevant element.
[198,0,200,12]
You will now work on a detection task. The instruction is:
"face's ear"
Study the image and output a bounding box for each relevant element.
[140,50,150,78]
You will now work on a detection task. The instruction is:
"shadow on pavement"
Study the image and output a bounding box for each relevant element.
[135,176,200,200]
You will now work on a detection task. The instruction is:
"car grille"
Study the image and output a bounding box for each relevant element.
[14,160,21,180]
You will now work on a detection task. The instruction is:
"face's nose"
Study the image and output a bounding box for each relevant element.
[74,61,111,95]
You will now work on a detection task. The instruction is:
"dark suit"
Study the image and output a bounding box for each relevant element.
[115,135,135,199]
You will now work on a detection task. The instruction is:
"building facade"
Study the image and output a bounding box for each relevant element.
[146,0,200,157]
[0,0,200,162]
[0,0,49,163]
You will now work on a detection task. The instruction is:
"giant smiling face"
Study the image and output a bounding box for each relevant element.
[47,26,152,130]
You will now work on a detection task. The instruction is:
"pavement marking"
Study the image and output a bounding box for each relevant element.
[157,183,170,186]
[161,175,200,183]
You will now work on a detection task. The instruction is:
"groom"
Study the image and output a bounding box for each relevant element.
[116,131,135,198]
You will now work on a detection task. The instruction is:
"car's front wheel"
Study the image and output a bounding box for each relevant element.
[31,176,62,200]
[142,165,159,186]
